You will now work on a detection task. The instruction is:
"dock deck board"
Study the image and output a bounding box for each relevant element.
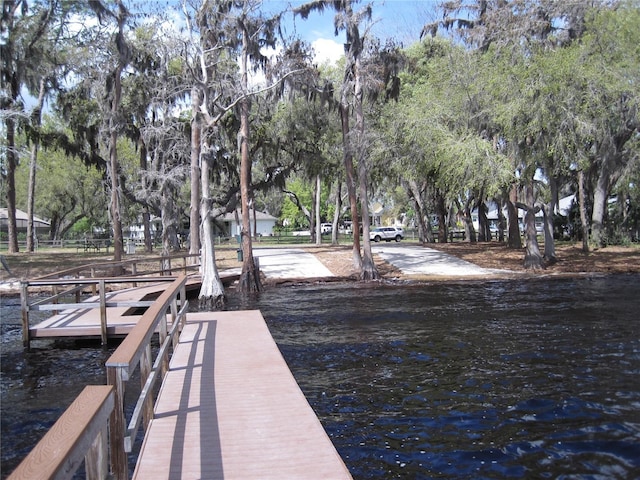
[133,311,352,480]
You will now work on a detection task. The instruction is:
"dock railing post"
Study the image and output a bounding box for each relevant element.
[91,268,97,296]
[132,262,138,288]
[107,367,128,480]
[160,306,169,376]
[85,418,109,480]
[99,280,107,346]
[20,282,30,349]
[140,344,153,431]
[52,285,59,316]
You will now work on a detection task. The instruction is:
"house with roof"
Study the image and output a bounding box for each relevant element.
[221,210,278,237]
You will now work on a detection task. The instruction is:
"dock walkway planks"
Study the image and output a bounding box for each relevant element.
[133,311,352,480]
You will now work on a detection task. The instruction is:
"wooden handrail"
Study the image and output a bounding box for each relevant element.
[105,275,186,377]
[124,300,189,452]
[34,253,200,281]
[105,275,187,480]
[8,385,114,480]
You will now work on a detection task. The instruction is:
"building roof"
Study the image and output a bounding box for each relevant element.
[0,208,50,226]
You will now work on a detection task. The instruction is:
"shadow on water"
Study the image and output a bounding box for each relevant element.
[2,275,640,479]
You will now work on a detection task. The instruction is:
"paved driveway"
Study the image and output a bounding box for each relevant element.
[254,248,334,279]
[250,245,509,281]
[372,244,508,276]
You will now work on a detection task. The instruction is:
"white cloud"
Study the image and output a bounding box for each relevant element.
[311,38,344,66]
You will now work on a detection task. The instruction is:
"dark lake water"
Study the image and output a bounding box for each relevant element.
[2,274,640,479]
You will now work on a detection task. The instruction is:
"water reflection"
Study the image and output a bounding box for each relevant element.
[2,275,640,479]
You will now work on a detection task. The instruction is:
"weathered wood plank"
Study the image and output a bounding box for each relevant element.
[8,386,114,480]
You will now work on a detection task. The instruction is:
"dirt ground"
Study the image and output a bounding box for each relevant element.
[2,242,639,288]
[310,242,640,278]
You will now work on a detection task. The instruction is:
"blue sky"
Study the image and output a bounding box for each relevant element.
[262,0,441,65]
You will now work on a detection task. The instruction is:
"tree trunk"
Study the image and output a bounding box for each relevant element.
[160,189,180,254]
[406,180,432,243]
[477,200,490,242]
[358,157,378,280]
[462,199,477,243]
[496,197,506,242]
[189,86,202,259]
[521,183,544,270]
[252,201,257,239]
[138,138,153,253]
[238,29,261,293]
[315,174,321,245]
[108,5,128,264]
[27,78,46,252]
[353,48,378,281]
[542,176,558,263]
[542,202,556,263]
[590,155,615,248]
[5,115,19,253]
[238,96,261,293]
[436,191,447,243]
[109,122,124,263]
[340,103,362,271]
[198,145,225,309]
[409,194,426,243]
[506,185,522,249]
[331,181,342,245]
[578,170,589,253]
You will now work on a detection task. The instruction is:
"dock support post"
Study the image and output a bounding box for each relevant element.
[21,282,30,349]
[107,367,128,480]
[85,420,109,480]
[99,280,107,346]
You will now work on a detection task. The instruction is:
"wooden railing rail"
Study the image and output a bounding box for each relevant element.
[21,276,180,348]
[7,385,114,480]
[29,284,86,308]
[34,253,201,281]
[125,300,189,452]
[105,275,187,480]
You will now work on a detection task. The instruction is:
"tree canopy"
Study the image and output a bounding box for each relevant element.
[3,0,638,281]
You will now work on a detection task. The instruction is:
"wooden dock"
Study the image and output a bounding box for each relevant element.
[28,282,167,339]
[132,310,352,480]
[24,272,240,342]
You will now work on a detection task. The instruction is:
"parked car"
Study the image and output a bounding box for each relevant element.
[370,226,403,242]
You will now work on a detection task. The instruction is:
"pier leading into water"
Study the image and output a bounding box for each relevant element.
[133,310,351,479]
[10,270,352,479]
